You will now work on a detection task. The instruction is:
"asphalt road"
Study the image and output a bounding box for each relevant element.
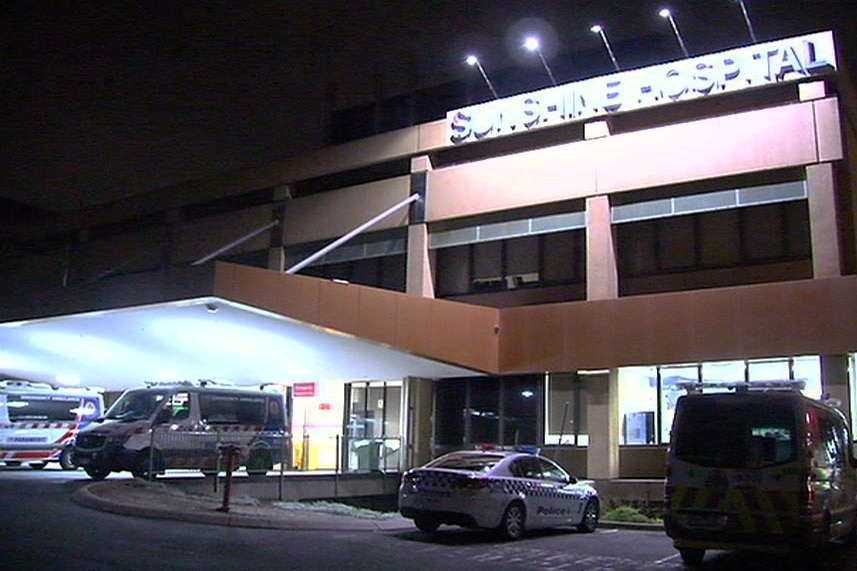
[2,466,857,571]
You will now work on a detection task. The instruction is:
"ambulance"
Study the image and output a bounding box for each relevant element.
[74,381,289,480]
[664,380,857,565]
[0,379,104,469]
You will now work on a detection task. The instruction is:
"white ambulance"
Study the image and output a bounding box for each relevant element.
[74,381,289,480]
[664,380,857,565]
[0,379,104,469]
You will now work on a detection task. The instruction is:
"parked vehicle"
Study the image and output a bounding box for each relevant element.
[74,381,289,480]
[0,379,104,470]
[399,448,599,540]
[664,380,857,565]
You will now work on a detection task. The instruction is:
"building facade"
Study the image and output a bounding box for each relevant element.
[2,31,856,480]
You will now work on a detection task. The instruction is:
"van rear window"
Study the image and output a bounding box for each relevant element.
[7,396,83,422]
[672,399,797,468]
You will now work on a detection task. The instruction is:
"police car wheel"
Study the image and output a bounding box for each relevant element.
[678,548,704,565]
[59,447,77,470]
[498,502,525,540]
[414,516,440,533]
[577,499,599,533]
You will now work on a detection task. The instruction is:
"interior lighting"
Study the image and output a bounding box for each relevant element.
[590,24,620,71]
[523,36,557,86]
[465,54,499,99]
[733,0,758,43]
[659,8,689,58]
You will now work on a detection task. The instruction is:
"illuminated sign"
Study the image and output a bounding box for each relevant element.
[446,31,836,146]
[293,382,316,397]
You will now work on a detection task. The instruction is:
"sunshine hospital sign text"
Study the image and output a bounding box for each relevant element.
[447,31,836,146]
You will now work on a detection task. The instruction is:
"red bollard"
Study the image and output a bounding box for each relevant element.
[216,444,239,513]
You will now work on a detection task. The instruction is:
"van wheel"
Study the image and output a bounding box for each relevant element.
[678,548,705,565]
[84,466,110,480]
[497,502,526,540]
[29,462,47,470]
[59,446,77,470]
[131,450,163,480]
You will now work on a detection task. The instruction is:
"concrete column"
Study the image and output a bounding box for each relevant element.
[586,195,618,300]
[407,154,435,297]
[406,224,435,297]
[403,377,435,468]
[820,354,851,426]
[585,369,620,479]
[806,163,843,278]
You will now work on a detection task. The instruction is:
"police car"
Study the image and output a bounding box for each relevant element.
[398,448,599,539]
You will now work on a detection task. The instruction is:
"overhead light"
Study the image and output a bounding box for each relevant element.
[659,8,690,58]
[590,24,620,71]
[465,54,500,99]
[523,36,557,86]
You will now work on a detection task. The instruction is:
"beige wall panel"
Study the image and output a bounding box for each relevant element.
[317,280,361,333]
[282,128,421,182]
[275,273,321,325]
[357,287,399,347]
[282,176,411,245]
[417,120,447,152]
[173,204,272,265]
[597,103,818,192]
[222,264,279,313]
[814,97,844,162]
[427,142,598,221]
[501,276,857,372]
[394,295,436,357]
[428,301,499,373]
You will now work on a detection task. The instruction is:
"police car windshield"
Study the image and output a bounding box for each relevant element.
[105,390,167,421]
[430,453,504,472]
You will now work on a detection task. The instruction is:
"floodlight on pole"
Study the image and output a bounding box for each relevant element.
[659,8,689,58]
[590,25,620,72]
[465,55,499,99]
[523,36,557,86]
[734,0,758,43]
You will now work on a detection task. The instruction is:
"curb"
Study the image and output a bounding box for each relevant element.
[72,483,413,532]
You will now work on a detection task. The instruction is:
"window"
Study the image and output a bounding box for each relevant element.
[546,373,587,446]
[673,400,797,468]
[7,396,82,422]
[619,367,657,445]
[435,376,542,449]
[434,229,585,298]
[198,393,268,425]
[618,356,821,445]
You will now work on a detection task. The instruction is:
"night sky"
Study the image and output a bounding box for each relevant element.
[2,1,854,220]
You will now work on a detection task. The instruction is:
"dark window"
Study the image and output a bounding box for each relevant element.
[7,396,82,422]
[672,398,797,468]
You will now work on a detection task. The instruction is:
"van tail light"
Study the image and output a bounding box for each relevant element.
[800,470,815,512]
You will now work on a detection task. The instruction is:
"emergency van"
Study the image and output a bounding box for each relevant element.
[74,382,289,480]
[664,380,857,565]
[0,379,104,470]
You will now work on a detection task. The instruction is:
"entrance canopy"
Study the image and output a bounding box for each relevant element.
[0,263,487,391]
